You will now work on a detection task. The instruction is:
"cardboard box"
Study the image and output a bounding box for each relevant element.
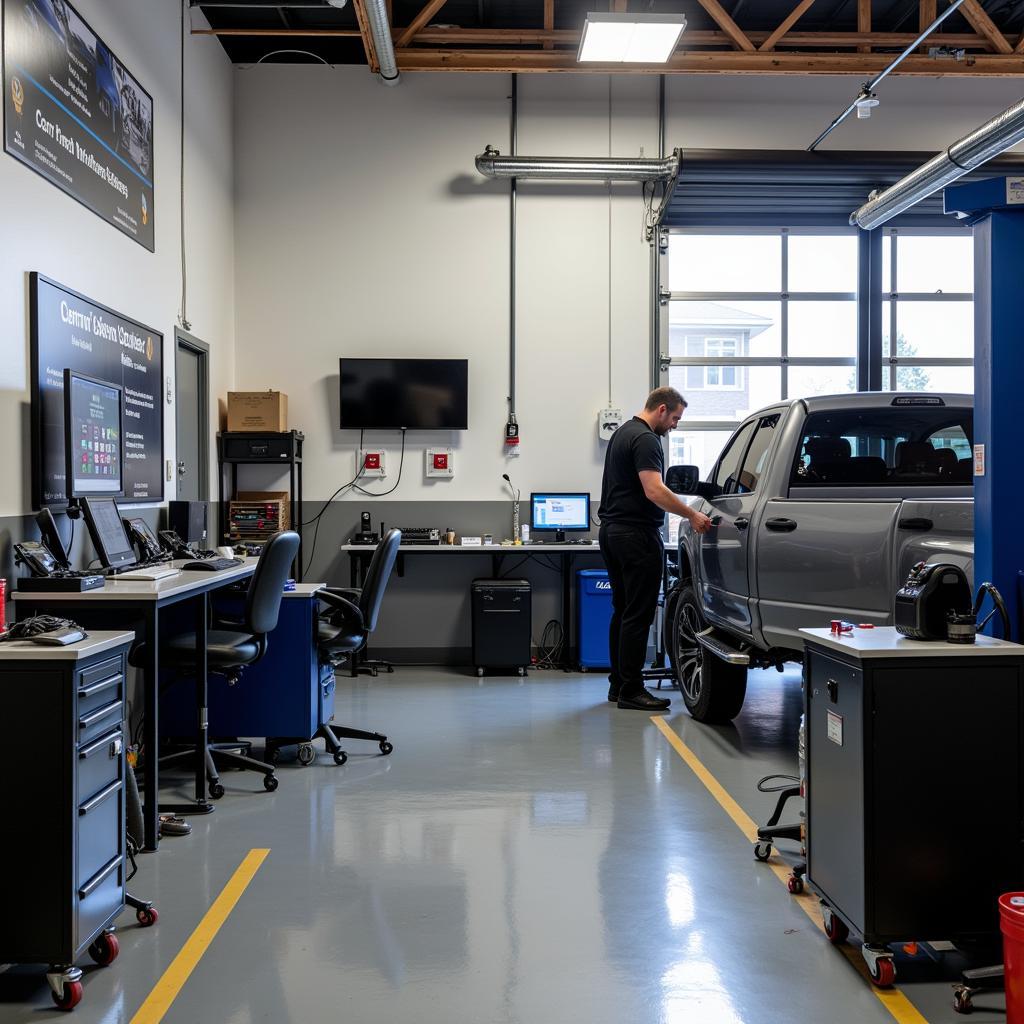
[227,391,288,432]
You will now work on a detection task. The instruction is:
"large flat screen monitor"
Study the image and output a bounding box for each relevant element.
[81,497,136,570]
[339,358,468,430]
[531,493,591,540]
[63,369,123,499]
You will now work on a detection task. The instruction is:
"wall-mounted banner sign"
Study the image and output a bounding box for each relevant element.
[31,273,164,507]
[3,0,155,250]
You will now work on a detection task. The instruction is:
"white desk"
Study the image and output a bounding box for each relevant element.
[0,630,135,660]
[15,558,259,850]
[800,626,1023,658]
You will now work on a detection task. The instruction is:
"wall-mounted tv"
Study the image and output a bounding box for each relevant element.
[339,358,468,430]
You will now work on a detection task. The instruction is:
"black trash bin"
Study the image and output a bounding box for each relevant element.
[471,578,531,677]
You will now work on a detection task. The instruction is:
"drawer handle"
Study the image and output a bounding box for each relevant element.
[78,673,124,700]
[79,700,124,732]
[79,728,123,760]
[79,779,122,816]
[79,855,122,900]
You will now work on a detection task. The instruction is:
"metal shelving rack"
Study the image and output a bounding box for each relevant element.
[217,430,304,580]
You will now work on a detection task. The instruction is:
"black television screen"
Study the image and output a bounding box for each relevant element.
[339,358,468,430]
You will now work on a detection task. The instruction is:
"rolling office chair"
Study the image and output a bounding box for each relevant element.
[152,531,300,800]
[310,528,400,764]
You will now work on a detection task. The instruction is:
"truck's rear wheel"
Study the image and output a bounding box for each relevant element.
[670,584,748,723]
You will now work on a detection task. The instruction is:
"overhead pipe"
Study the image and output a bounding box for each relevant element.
[808,0,967,152]
[475,145,680,181]
[850,94,1024,229]
[362,0,400,85]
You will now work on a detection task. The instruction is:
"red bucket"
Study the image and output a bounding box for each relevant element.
[1000,892,1024,1023]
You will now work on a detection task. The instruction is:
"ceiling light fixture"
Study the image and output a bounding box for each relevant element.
[577,12,687,64]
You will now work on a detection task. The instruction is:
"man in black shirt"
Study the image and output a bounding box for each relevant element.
[599,387,712,711]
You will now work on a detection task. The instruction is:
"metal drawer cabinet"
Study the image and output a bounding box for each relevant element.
[0,635,136,1011]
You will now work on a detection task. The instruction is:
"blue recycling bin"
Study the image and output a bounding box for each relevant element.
[578,569,613,669]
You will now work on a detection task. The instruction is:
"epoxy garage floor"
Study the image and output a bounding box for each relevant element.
[0,668,1003,1023]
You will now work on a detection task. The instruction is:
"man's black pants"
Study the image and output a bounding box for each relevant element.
[598,523,663,697]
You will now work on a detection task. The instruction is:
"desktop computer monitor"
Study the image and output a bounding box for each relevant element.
[81,497,137,570]
[530,493,590,542]
[63,369,124,499]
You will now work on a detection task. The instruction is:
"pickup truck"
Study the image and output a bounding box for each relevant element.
[665,393,974,722]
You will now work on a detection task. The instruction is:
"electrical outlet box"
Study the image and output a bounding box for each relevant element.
[426,447,454,478]
[598,407,624,441]
[360,449,386,478]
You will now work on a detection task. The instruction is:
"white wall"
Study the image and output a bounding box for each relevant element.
[233,67,1024,505]
[0,0,234,516]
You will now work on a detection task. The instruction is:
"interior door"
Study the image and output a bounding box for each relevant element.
[174,333,209,502]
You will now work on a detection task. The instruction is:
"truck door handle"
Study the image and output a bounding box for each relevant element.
[709,515,723,526]
[898,517,933,531]
[765,518,797,533]
[734,517,749,531]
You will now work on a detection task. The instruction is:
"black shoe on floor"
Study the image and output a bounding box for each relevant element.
[617,689,671,711]
[607,688,619,703]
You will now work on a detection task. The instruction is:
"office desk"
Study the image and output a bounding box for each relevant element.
[15,558,258,851]
[160,583,329,754]
[0,632,134,1007]
[341,543,603,669]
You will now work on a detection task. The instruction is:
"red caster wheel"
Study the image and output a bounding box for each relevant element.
[136,906,159,927]
[88,932,119,966]
[53,981,83,1011]
[822,907,849,945]
[869,957,896,988]
[787,875,804,895]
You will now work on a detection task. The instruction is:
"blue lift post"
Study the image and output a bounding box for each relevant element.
[944,176,1024,638]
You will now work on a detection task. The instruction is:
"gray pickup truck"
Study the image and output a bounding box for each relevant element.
[666,393,974,722]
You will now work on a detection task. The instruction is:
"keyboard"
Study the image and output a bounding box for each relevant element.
[180,557,244,572]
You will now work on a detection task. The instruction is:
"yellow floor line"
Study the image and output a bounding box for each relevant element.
[651,716,930,1024]
[129,848,270,1024]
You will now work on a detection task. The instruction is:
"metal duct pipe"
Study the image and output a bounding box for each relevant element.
[475,145,680,181]
[363,0,399,86]
[850,95,1024,229]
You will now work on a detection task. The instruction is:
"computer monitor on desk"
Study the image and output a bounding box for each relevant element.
[530,493,590,543]
[81,497,137,571]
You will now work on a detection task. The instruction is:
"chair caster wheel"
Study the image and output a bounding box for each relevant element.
[263,774,279,792]
[88,931,119,966]
[333,750,348,766]
[379,741,393,755]
[753,842,772,862]
[52,980,83,1011]
[953,987,973,1014]
[209,782,225,800]
[297,743,316,766]
[136,906,159,927]
[267,747,280,766]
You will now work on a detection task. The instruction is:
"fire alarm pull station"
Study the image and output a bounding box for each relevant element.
[360,450,386,478]
[426,448,454,478]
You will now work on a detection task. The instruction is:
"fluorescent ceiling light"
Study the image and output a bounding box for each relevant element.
[578,12,687,63]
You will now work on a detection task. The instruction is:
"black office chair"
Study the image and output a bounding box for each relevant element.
[310,528,400,764]
[155,530,300,799]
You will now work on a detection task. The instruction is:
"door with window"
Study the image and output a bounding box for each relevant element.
[697,413,780,635]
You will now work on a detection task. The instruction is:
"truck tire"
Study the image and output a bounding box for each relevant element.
[670,584,747,723]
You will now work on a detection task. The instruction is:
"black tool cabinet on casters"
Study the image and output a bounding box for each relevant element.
[471,579,531,677]
[0,633,157,1011]
[798,627,1024,991]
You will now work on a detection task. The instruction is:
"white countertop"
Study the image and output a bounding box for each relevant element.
[14,557,259,602]
[283,583,325,597]
[801,626,1024,659]
[0,630,134,661]
[340,543,601,553]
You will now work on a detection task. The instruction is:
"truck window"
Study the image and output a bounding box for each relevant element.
[712,420,756,496]
[735,414,780,493]
[790,407,973,487]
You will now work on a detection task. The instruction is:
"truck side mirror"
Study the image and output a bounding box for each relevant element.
[666,465,701,495]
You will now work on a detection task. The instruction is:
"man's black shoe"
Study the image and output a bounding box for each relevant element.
[617,689,671,711]
[607,688,619,703]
